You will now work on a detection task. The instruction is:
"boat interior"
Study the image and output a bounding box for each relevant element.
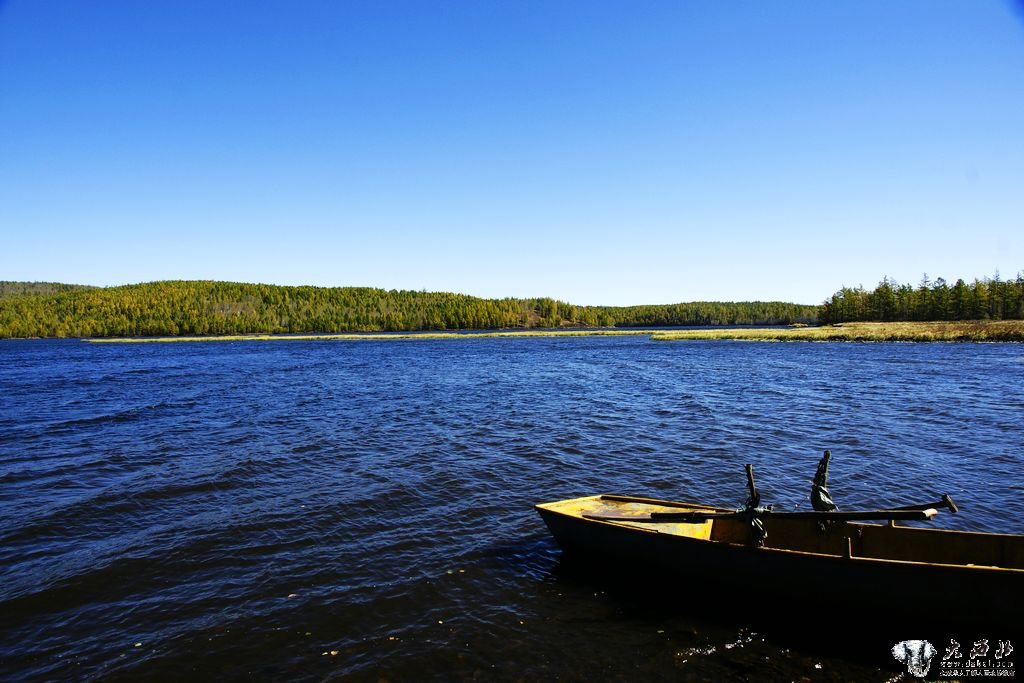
[713,516,1024,569]
[538,495,1024,570]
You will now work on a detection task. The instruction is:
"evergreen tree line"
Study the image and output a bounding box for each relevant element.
[819,273,1024,324]
[0,280,818,338]
[7,273,1016,338]
[0,281,94,298]
[612,301,817,327]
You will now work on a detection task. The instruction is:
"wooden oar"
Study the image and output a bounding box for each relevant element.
[598,494,732,512]
[597,493,956,520]
[890,494,958,513]
[653,508,939,522]
[584,508,939,523]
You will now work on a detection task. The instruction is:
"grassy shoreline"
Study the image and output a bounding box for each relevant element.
[650,321,1024,342]
[80,321,1024,343]
[83,329,660,343]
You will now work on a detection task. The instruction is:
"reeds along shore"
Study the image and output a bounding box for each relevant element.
[84,330,657,343]
[648,321,1024,342]
[81,321,1024,343]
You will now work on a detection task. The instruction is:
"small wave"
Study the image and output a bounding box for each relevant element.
[44,400,197,433]
[3,335,1023,682]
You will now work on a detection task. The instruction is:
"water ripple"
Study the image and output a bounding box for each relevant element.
[0,338,1021,680]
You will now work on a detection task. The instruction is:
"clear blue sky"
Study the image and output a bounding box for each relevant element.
[1,1,1022,305]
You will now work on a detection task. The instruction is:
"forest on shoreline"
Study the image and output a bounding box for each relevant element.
[0,281,817,339]
[1,273,1020,339]
[820,274,1024,323]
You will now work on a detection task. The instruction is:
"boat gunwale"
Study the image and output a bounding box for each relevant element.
[535,495,1024,575]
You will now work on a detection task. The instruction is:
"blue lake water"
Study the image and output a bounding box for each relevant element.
[1,337,1022,680]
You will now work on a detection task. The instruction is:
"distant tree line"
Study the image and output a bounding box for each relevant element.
[0,281,94,298]
[5,273,1017,339]
[611,301,817,327]
[0,280,818,339]
[819,273,1024,324]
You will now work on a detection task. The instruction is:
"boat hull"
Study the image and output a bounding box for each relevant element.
[536,495,1023,628]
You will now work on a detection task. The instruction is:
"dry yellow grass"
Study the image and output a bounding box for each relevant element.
[650,321,1024,342]
[82,321,1024,343]
[84,329,660,343]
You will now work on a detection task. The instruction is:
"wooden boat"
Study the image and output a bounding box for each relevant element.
[535,492,1024,623]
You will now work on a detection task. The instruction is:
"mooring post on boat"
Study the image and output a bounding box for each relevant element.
[742,464,769,546]
[810,449,838,512]
[744,463,760,509]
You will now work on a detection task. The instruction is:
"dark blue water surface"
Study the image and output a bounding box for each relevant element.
[1,337,1022,681]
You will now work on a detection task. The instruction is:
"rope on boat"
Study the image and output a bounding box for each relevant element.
[743,451,842,546]
[747,514,767,547]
